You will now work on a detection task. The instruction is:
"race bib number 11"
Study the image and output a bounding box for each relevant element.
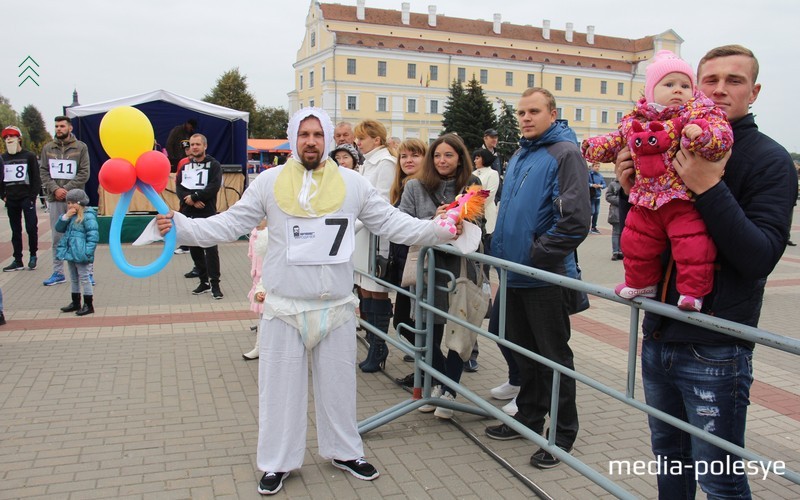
[48,159,77,180]
[286,215,355,265]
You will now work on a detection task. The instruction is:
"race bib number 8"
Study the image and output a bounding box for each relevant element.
[48,159,77,180]
[286,215,355,265]
[4,163,27,183]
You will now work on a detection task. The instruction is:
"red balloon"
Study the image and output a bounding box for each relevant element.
[99,158,136,194]
[152,178,168,193]
[135,150,171,186]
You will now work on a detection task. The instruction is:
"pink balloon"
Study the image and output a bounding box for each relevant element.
[135,150,171,186]
[99,158,136,194]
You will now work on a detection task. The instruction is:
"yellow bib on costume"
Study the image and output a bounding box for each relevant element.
[274,158,346,217]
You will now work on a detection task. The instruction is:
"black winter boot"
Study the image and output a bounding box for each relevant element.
[61,293,81,313]
[76,295,94,316]
[360,299,392,373]
[357,297,374,369]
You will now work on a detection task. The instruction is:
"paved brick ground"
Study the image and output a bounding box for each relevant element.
[0,200,798,499]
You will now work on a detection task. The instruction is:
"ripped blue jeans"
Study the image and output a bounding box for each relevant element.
[642,340,753,499]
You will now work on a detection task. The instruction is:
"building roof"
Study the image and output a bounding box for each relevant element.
[320,3,654,55]
[333,32,637,72]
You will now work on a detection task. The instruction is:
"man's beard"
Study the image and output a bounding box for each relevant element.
[300,149,322,170]
[55,131,68,140]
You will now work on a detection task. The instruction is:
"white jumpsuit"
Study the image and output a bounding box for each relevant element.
[170,161,451,472]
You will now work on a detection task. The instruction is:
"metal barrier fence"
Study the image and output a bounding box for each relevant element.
[356,239,800,499]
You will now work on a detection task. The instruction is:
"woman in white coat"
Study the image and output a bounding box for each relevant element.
[353,120,397,372]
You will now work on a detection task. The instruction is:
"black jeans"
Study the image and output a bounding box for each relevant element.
[505,286,578,449]
[6,196,38,260]
[189,245,220,284]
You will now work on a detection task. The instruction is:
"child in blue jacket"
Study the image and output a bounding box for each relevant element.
[56,189,98,316]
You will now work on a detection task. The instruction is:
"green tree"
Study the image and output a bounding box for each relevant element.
[250,106,289,138]
[457,77,496,151]
[203,68,257,115]
[20,105,51,154]
[0,95,19,131]
[441,79,466,137]
[495,98,520,160]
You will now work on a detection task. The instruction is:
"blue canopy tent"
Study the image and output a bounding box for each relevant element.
[66,90,249,206]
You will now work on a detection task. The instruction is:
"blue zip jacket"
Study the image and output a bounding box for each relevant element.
[55,208,99,264]
[492,121,591,287]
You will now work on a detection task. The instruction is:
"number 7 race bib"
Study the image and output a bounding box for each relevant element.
[286,215,355,265]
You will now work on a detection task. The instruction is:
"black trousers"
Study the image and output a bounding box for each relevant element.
[6,196,38,260]
[189,245,220,284]
[505,286,578,449]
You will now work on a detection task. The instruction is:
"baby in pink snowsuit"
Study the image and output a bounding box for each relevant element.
[582,50,733,311]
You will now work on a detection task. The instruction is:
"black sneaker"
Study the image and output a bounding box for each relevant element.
[211,285,224,300]
[3,260,24,272]
[192,282,211,295]
[184,268,200,279]
[485,423,523,441]
[395,373,415,388]
[258,471,289,495]
[332,458,380,481]
[0,313,6,325]
[28,256,37,270]
[530,446,572,469]
[464,359,479,372]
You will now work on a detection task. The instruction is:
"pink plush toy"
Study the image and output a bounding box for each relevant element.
[436,186,490,235]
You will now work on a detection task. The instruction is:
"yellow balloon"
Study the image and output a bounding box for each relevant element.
[99,106,154,164]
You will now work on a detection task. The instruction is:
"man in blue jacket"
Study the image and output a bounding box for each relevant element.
[618,45,797,498]
[484,87,590,469]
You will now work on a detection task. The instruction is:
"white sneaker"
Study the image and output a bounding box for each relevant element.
[502,397,518,416]
[419,385,443,412]
[490,381,520,400]
[434,391,455,419]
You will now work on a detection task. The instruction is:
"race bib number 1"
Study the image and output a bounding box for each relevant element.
[48,159,77,180]
[4,163,27,183]
[286,215,355,265]
[180,168,207,190]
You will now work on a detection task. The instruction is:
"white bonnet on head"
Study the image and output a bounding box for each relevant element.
[286,107,334,163]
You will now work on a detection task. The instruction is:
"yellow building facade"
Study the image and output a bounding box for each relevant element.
[290,0,683,144]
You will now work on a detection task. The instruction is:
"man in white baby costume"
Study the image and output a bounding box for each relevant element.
[154,107,458,495]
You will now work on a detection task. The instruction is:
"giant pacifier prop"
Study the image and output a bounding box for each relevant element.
[98,106,176,278]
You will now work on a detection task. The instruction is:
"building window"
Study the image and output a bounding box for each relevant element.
[408,63,417,79]
[505,71,513,86]
[574,78,582,92]
[457,67,466,83]
[616,111,623,122]
[309,99,315,108]
[378,61,387,77]
[600,81,607,94]
[527,74,535,88]
[480,69,488,85]
[407,98,417,113]
[377,97,387,112]
[617,82,624,96]
[322,66,326,81]
[575,108,583,121]
[347,58,356,75]
[556,107,563,119]
[555,76,562,91]
[309,70,314,88]
[310,32,316,47]
[347,95,357,111]
[601,110,608,123]
[299,75,303,90]
[430,99,439,114]
[430,65,438,81]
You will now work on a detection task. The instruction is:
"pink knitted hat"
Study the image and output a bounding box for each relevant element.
[645,50,695,104]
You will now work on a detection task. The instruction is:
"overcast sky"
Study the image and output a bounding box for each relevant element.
[3,0,797,152]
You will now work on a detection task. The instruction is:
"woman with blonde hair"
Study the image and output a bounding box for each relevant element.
[387,139,427,379]
[353,120,397,372]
